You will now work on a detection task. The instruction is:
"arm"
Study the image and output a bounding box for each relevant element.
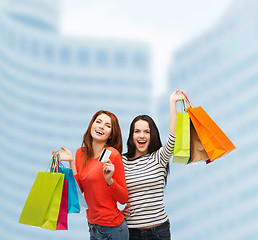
[170,89,186,135]
[103,153,128,204]
[156,89,186,166]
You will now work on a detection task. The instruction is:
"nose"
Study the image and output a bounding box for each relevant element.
[140,131,145,138]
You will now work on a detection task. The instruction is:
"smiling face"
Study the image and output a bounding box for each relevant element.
[133,119,151,158]
[90,113,112,144]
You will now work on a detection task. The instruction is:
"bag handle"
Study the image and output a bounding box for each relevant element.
[57,154,61,172]
[180,99,187,113]
[47,155,61,173]
[181,91,195,108]
[54,154,61,173]
[46,157,54,173]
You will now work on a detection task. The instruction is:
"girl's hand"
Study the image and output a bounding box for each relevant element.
[103,159,114,186]
[169,89,186,104]
[169,89,187,135]
[121,203,132,219]
[52,147,77,175]
[52,147,74,162]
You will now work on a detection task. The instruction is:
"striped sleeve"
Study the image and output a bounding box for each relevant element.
[154,133,175,167]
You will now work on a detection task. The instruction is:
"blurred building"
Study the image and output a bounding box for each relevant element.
[157,0,258,239]
[0,0,151,239]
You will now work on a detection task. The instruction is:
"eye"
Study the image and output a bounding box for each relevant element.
[106,124,111,128]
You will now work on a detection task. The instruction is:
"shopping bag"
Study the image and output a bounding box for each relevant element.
[182,93,236,162]
[56,180,68,230]
[173,100,191,164]
[188,121,209,164]
[76,181,88,211]
[55,154,80,213]
[56,157,86,214]
[19,171,64,230]
[60,167,80,213]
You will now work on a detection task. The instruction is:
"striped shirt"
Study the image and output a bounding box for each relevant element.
[122,133,175,228]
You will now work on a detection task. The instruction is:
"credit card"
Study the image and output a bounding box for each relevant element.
[99,148,112,162]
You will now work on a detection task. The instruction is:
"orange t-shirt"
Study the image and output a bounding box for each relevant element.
[74,146,128,227]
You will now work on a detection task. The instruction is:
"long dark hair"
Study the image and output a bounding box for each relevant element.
[81,110,122,168]
[124,115,170,186]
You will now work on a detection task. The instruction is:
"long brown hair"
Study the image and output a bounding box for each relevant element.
[124,115,170,186]
[81,110,122,167]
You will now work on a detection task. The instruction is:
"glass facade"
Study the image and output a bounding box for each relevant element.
[157,1,258,239]
[0,1,151,239]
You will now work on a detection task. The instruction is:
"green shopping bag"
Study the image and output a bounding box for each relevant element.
[173,100,191,164]
[19,159,65,230]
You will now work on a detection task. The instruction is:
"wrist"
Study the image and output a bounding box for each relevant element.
[69,159,75,167]
[169,98,177,104]
[106,178,114,186]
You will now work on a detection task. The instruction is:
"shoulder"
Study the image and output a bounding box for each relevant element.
[75,147,84,158]
[76,147,84,153]
[122,154,129,164]
[106,146,122,162]
[106,146,120,156]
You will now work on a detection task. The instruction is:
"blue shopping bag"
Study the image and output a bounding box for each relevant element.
[75,180,88,212]
[53,155,80,213]
[60,167,80,213]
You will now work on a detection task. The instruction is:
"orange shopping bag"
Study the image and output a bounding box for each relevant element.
[182,93,236,162]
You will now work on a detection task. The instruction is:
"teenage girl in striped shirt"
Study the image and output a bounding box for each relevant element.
[122,89,186,240]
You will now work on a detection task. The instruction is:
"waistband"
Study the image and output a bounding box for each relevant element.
[129,220,170,233]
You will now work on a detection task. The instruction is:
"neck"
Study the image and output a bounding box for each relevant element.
[92,141,106,158]
[133,150,147,159]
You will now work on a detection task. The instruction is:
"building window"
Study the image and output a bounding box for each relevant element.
[19,35,27,54]
[0,24,7,45]
[96,50,108,67]
[78,49,89,65]
[8,30,16,49]
[44,43,54,61]
[59,47,71,64]
[114,51,127,68]
[132,52,147,71]
[31,40,39,58]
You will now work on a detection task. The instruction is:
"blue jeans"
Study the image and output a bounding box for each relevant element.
[88,219,129,240]
[128,220,171,240]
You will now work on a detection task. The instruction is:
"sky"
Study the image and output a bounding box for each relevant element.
[60,0,233,96]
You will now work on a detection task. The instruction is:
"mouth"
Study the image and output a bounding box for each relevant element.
[95,130,104,136]
[137,140,147,148]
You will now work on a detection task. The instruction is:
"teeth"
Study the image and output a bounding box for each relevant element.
[96,131,104,135]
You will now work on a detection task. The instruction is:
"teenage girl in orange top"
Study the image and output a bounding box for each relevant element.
[53,110,129,240]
